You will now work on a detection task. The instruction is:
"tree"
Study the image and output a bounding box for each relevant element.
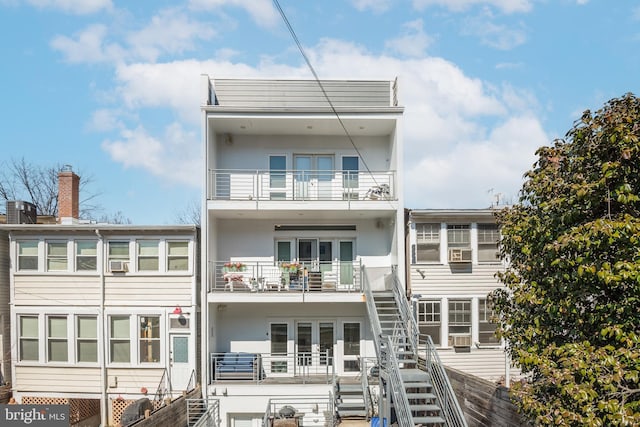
[0,158,101,218]
[174,198,201,225]
[491,93,640,426]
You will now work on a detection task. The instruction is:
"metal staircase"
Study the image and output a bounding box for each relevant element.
[335,378,368,420]
[363,267,467,427]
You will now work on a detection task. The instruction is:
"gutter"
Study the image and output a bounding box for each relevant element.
[95,229,108,425]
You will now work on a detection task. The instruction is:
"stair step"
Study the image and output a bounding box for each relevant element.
[406,392,437,400]
[413,415,446,425]
[410,403,441,413]
[404,381,432,389]
[337,409,368,418]
[337,384,362,393]
[337,402,366,409]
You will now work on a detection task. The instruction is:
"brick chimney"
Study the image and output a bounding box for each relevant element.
[58,165,80,224]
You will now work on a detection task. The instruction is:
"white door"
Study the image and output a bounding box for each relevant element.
[169,334,191,391]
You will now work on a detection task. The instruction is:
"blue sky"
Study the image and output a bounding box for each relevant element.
[1,0,639,224]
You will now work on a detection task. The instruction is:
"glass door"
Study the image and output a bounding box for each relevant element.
[294,155,334,200]
[298,238,318,271]
[319,322,335,367]
[339,241,354,286]
[296,322,312,369]
[294,156,312,200]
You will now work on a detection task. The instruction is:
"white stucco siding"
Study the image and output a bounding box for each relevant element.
[14,275,101,305]
[409,264,503,297]
[104,276,192,306]
[15,366,101,393]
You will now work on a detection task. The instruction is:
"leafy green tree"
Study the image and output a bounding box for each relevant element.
[492,93,640,426]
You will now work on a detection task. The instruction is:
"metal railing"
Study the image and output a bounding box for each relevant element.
[153,368,171,405]
[420,334,467,427]
[187,396,220,427]
[384,328,417,427]
[207,169,396,202]
[262,395,335,427]
[209,351,335,384]
[208,260,361,293]
[391,269,418,356]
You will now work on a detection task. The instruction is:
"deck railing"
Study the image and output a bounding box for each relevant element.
[262,395,335,427]
[209,351,335,384]
[208,260,361,293]
[207,169,396,202]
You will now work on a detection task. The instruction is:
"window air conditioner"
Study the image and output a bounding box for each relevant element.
[448,248,472,263]
[109,260,128,272]
[452,335,471,347]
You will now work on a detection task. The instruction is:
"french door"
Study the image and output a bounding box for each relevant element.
[295,321,335,374]
[294,155,334,200]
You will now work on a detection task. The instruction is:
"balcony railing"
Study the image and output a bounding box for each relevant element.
[209,351,335,384]
[207,169,396,202]
[208,260,361,293]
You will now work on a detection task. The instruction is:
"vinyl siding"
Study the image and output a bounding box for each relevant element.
[409,264,503,297]
[15,366,101,393]
[213,79,393,107]
[104,276,192,306]
[107,368,165,394]
[438,348,520,382]
[14,275,101,305]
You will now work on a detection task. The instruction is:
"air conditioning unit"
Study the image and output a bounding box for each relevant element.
[109,260,128,273]
[448,248,472,263]
[6,200,37,224]
[452,335,471,347]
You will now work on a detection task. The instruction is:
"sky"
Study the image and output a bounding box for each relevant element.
[1,0,639,224]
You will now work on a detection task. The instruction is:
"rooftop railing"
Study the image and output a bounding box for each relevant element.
[207,169,396,203]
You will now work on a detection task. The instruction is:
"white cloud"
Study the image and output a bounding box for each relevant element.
[26,0,112,14]
[103,38,544,206]
[462,14,527,50]
[385,19,434,58]
[412,0,533,14]
[101,123,201,186]
[126,8,216,62]
[351,0,393,13]
[50,24,125,64]
[188,0,279,28]
[576,0,588,4]
[86,109,124,132]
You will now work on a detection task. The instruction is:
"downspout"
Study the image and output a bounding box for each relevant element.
[95,229,108,425]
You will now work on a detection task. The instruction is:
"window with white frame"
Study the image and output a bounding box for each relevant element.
[167,241,189,271]
[270,323,288,373]
[479,298,499,344]
[76,241,97,271]
[416,223,440,263]
[19,315,39,361]
[139,316,160,363]
[47,316,68,362]
[447,225,470,249]
[46,242,68,271]
[110,316,130,363]
[448,300,471,347]
[108,242,129,264]
[477,224,500,263]
[137,240,159,271]
[77,316,98,363]
[417,300,441,345]
[18,241,39,271]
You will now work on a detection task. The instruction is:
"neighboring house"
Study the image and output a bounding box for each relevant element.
[200,76,408,424]
[0,170,200,426]
[407,209,517,382]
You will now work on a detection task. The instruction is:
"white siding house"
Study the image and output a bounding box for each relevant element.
[408,209,518,383]
[201,76,405,424]
[2,224,199,426]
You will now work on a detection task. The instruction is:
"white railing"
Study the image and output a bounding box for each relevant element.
[209,351,335,384]
[187,397,220,427]
[207,169,396,202]
[208,260,360,293]
[262,395,335,427]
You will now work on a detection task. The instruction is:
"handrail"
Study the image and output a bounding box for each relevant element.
[153,368,171,405]
[262,396,335,427]
[187,397,220,427]
[362,265,383,352]
[359,356,372,419]
[420,334,468,427]
[383,330,415,427]
[390,270,419,357]
[186,369,197,392]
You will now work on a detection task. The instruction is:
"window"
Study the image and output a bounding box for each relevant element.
[47,242,68,271]
[270,323,288,373]
[478,224,500,263]
[167,241,189,271]
[76,241,97,271]
[18,241,38,271]
[110,316,130,363]
[269,155,286,197]
[47,316,68,362]
[416,223,440,262]
[139,316,160,363]
[108,242,129,263]
[417,300,441,345]
[77,316,98,363]
[137,240,159,271]
[447,225,470,249]
[19,316,39,361]
[276,241,292,262]
[479,298,499,344]
[448,300,471,347]
[342,156,359,189]
[343,322,360,371]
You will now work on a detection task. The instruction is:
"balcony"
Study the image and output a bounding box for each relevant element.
[207,169,396,203]
[208,260,361,293]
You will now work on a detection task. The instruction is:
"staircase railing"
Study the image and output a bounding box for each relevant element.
[421,334,468,427]
[383,329,415,427]
[362,266,383,351]
[153,368,171,405]
[390,270,419,356]
[187,396,220,427]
